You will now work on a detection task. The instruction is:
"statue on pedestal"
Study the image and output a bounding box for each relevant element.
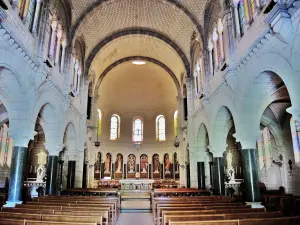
[36,150,47,182]
[140,154,148,173]
[115,153,123,173]
[104,153,111,175]
[226,150,235,182]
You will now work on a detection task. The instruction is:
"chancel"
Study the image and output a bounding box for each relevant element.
[0,0,300,224]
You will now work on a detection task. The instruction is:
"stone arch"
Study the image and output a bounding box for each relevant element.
[0,51,34,93]
[85,29,190,77]
[63,122,76,153]
[94,56,181,99]
[196,123,210,155]
[212,106,236,156]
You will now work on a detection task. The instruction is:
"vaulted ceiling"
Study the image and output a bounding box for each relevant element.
[68,0,220,96]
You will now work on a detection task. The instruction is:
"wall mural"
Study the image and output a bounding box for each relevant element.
[153,154,160,179]
[114,153,123,179]
[140,154,148,178]
[174,152,180,180]
[127,154,136,178]
[164,153,173,179]
[94,152,101,180]
[104,153,111,177]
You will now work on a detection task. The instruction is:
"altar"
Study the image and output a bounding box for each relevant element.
[120,179,155,190]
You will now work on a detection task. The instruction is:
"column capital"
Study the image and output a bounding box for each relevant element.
[217,18,224,34]
[212,28,219,42]
[44,142,64,156]
[9,130,37,148]
[233,0,240,7]
[287,106,300,121]
[51,19,58,31]
[233,130,260,149]
[61,37,67,47]
[56,24,63,39]
[208,37,214,51]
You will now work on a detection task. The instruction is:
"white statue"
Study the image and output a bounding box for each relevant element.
[37,150,47,166]
[226,150,235,182]
[36,150,47,182]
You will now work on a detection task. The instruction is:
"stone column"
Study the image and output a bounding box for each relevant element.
[60,38,67,72]
[241,149,260,203]
[208,38,214,75]
[5,145,28,207]
[212,154,225,195]
[217,18,225,62]
[212,28,219,69]
[31,0,43,34]
[48,17,58,58]
[197,161,205,189]
[55,25,62,65]
[46,155,58,195]
[233,0,241,37]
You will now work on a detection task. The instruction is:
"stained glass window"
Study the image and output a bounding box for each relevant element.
[156,115,166,141]
[238,1,245,36]
[296,121,300,147]
[110,114,120,140]
[133,117,143,142]
[174,110,178,137]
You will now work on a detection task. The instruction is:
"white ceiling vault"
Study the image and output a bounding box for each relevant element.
[68,0,218,92]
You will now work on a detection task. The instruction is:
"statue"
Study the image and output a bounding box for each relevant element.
[174,153,179,173]
[153,154,160,174]
[226,150,235,182]
[95,152,101,173]
[36,150,47,182]
[104,153,111,174]
[115,154,123,173]
[140,154,148,173]
[127,154,136,173]
[164,153,171,174]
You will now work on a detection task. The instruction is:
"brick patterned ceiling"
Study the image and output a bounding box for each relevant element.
[70,0,213,65]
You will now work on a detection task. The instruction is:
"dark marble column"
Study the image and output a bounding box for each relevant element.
[241,149,260,202]
[6,146,27,207]
[197,162,205,189]
[46,155,58,195]
[212,157,225,195]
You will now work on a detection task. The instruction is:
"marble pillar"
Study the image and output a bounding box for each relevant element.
[197,162,205,189]
[46,155,58,195]
[241,149,260,202]
[212,157,225,195]
[6,146,27,207]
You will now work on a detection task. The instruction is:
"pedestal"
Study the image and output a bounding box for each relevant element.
[5,146,27,207]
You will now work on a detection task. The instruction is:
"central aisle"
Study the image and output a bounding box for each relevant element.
[117,213,154,225]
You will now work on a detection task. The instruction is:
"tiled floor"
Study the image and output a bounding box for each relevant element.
[116,213,154,225]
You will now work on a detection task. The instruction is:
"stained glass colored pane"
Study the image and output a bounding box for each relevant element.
[110,116,119,140]
[238,2,245,35]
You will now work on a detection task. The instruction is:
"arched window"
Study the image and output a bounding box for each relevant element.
[194,62,201,95]
[156,115,166,141]
[18,0,30,19]
[110,114,120,140]
[257,127,274,169]
[290,118,300,164]
[238,1,245,36]
[249,0,256,20]
[96,109,102,138]
[71,56,82,97]
[174,110,178,137]
[133,117,143,142]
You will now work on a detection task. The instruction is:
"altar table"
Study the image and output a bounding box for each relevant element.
[120,179,155,190]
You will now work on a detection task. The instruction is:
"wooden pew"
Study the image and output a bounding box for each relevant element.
[12,204,116,224]
[160,208,265,225]
[24,201,116,223]
[155,204,250,224]
[168,216,300,225]
[164,212,280,225]
[0,211,103,225]
[0,218,97,225]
